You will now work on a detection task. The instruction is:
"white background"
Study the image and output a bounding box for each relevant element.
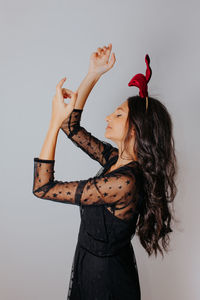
[1,0,199,299]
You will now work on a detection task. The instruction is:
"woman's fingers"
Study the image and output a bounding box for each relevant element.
[107,52,116,70]
[65,90,78,113]
[96,43,112,57]
[62,87,78,108]
[56,77,66,98]
[97,44,108,54]
[97,47,104,55]
[104,43,112,59]
[62,88,73,98]
[89,43,115,75]
[56,77,66,90]
[107,43,112,53]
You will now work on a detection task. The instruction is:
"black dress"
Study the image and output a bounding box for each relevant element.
[32,109,144,300]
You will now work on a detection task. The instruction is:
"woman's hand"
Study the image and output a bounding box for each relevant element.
[88,43,116,77]
[50,77,78,128]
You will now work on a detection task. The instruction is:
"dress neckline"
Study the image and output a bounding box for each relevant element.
[104,155,139,175]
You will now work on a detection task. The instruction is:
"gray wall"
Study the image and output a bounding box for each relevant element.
[1,0,199,299]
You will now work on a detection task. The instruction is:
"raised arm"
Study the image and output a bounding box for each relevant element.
[68,43,116,111]
[60,44,117,166]
[61,108,118,166]
[32,158,139,220]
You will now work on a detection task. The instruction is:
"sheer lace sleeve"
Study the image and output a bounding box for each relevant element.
[60,109,118,167]
[32,158,139,219]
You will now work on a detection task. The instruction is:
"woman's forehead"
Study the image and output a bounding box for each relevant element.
[112,100,128,113]
[118,99,128,110]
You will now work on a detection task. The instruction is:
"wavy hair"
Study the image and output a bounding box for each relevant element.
[120,95,178,258]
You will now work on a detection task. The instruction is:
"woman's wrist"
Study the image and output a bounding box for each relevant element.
[49,120,61,132]
[86,71,101,82]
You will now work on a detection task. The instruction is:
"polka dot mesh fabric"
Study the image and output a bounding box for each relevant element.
[60,109,118,166]
[33,157,140,221]
[32,109,141,221]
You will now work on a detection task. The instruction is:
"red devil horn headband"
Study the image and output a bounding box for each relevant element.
[128,54,152,111]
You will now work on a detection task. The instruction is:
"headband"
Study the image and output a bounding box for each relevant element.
[128,54,152,112]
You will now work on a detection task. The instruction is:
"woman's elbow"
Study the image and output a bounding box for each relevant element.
[32,188,43,199]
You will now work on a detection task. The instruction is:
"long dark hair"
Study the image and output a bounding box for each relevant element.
[121,95,178,258]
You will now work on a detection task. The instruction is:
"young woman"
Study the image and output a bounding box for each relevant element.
[32,44,177,300]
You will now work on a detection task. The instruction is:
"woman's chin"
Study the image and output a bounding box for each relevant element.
[104,132,112,139]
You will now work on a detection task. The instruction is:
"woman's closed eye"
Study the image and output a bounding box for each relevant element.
[116,114,122,117]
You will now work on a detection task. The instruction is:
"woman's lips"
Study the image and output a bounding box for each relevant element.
[106,126,112,129]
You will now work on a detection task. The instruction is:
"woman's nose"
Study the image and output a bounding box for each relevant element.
[106,116,112,125]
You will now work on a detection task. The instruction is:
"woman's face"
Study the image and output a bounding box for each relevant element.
[104,99,130,143]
